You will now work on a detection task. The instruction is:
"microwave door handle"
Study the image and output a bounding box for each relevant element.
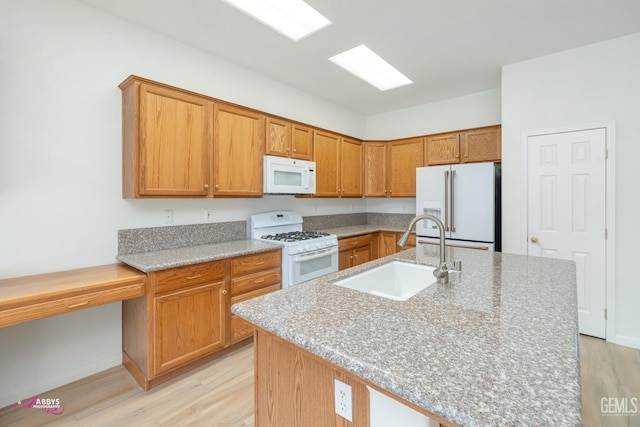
[293,247,337,263]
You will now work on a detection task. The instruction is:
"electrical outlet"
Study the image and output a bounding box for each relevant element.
[334,379,353,421]
[204,209,213,221]
[164,210,173,223]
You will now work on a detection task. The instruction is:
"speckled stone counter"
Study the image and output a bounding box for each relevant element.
[116,240,282,272]
[232,245,581,426]
[318,224,408,238]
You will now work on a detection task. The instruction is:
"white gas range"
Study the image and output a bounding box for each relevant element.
[250,211,338,288]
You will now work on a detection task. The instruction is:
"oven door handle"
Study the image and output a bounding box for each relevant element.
[292,247,338,263]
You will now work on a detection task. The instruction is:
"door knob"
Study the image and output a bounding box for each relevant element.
[530,236,538,243]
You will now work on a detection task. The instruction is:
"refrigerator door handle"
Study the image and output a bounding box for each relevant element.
[451,170,456,232]
[444,170,450,232]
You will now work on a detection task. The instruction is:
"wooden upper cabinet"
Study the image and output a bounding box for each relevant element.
[265,118,313,161]
[313,130,341,197]
[461,126,501,163]
[340,137,363,197]
[364,142,388,197]
[291,124,313,161]
[426,132,460,165]
[213,103,265,197]
[387,137,424,197]
[120,77,212,198]
[265,117,291,158]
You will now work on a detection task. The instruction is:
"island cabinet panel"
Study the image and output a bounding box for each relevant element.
[255,330,369,427]
[461,126,501,163]
[340,137,363,197]
[120,77,213,198]
[314,130,341,197]
[363,142,388,197]
[426,132,460,165]
[387,137,424,197]
[213,103,265,196]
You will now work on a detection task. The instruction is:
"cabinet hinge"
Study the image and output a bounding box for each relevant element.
[605,228,608,240]
[605,148,609,160]
[605,308,608,320]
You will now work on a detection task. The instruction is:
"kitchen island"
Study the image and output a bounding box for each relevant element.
[232,245,582,426]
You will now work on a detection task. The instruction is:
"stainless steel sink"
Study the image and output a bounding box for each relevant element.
[333,261,436,301]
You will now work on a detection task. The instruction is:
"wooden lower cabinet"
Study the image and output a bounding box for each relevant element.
[254,329,451,427]
[154,281,226,376]
[122,249,281,390]
[338,234,373,270]
[378,232,398,258]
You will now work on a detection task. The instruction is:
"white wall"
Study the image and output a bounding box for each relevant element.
[364,89,502,140]
[0,0,368,408]
[502,32,640,348]
[0,0,501,408]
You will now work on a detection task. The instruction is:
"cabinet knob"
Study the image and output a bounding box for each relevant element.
[204,184,209,189]
[222,289,228,295]
[350,256,353,259]
[530,236,539,243]
[293,148,297,152]
[215,184,219,188]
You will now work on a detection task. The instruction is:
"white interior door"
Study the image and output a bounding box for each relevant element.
[527,128,607,338]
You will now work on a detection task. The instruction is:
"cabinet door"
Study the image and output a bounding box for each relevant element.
[154,281,226,376]
[352,245,371,267]
[338,249,353,271]
[388,138,424,197]
[291,124,313,161]
[340,137,363,197]
[426,132,460,165]
[313,130,340,197]
[379,232,398,257]
[364,142,388,197]
[213,104,265,196]
[461,126,501,163]
[265,117,291,158]
[137,83,212,197]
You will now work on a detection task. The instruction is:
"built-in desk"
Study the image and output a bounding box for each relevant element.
[0,264,146,328]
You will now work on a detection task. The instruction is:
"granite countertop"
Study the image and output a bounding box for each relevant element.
[232,245,581,426]
[116,240,283,272]
[319,224,409,238]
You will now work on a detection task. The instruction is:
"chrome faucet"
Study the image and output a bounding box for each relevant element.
[398,214,451,284]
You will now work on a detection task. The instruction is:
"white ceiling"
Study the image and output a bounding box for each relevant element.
[79,0,640,115]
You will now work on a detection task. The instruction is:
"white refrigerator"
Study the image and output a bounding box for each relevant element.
[415,163,500,251]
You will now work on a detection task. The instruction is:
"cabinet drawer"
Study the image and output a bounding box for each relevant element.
[154,262,225,295]
[230,315,254,343]
[231,268,281,296]
[338,234,372,251]
[230,251,281,276]
[0,282,145,328]
[230,283,281,306]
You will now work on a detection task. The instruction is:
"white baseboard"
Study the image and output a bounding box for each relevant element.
[613,334,640,350]
[0,354,121,409]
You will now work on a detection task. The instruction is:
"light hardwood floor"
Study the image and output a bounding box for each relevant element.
[0,336,638,426]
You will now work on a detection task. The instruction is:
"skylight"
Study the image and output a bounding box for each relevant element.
[329,45,413,91]
[221,0,331,42]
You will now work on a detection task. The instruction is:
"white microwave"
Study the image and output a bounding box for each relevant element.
[263,155,316,195]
